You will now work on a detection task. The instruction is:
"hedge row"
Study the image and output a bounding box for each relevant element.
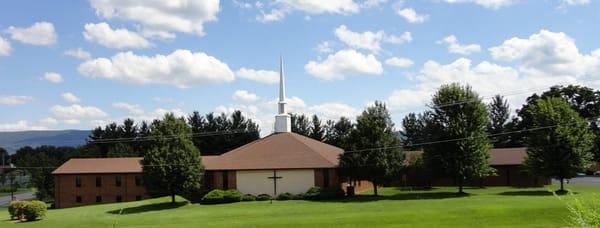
[8,200,47,221]
[200,186,344,204]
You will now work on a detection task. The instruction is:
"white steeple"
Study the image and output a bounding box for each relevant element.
[274,56,291,133]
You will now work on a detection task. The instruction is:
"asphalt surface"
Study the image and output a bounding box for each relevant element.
[552,176,600,186]
[0,192,35,206]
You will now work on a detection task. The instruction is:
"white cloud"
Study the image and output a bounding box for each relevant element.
[232,90,261,103]
[64,48,92,60]
[113,102,145,115]
[0,36,11,56]
[51,104,108,119]
[78,49,235,88]
[305,49,383,80]
[43,72,63,83]
[444,0,516,9]
[438,35,481,55]
[395,8,428,23]
[0,121,47,131]
[236,67,278,84]
[83,23,151,49]
[334,25,411,53]
[5,21,57,46]
[308,102,361,120]
[256,0,360,22]
[385,57,414,68]
[0,96,34,105]
[562,0,590,6]
[63,119,81,125]
[89,0,220,37]
[315,41,333,53]
[60,92,81,103]
[39,117,58,126]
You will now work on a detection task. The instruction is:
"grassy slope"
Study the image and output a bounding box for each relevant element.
[5,185,598,227]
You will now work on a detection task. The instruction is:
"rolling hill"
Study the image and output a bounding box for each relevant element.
[0,130,90,153]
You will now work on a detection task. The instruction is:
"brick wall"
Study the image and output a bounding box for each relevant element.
[54,173,148,208]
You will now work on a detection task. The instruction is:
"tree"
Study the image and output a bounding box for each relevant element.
[524,97,594,192]
[291,114,311,137]
[401,113,427,151]
[187,111,259,155]
[487,95,511,148]
[339,101,404,196]
[324,117,354,149]
[309,115,325,141]
[142,113,204,203]
[106,143,137,157]
[422,83,493,194]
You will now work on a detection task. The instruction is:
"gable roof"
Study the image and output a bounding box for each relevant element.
[52,157,143,174]
[203,132,343,170]
[404,147,528,166]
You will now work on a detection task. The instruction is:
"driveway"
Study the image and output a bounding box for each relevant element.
[552,176,600,186]
[0,192,35,206]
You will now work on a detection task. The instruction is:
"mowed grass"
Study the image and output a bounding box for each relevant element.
[4,185,600,227]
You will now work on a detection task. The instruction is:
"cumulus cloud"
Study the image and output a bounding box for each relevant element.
[78,49,235,88]
[39,117,58,126]
[83,23,151,49]
[232,90,260,103]
[305,49,383,80]
[43,72,63,83]
[5,21,57,46]
[89,0,220,37]
[395,7,428,23]
[113,102,145,115]
[443,0,516,9]
[438,35,481,55]
[0,36,11,56]
[236,68,279,84]
[315,41,333,54]
[0,121,48,131]
[61,92,81,103]
[51,104,108,119]
[64,48,92,60]
[256,0,360,22]
[334,25,411,53]
[562,0,590,6]
[0,96,34,105]
[385,57,414,68]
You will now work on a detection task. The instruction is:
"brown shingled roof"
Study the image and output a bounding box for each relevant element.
[52,157,143,174]
[404,147,528,166]
[203,132,343,170]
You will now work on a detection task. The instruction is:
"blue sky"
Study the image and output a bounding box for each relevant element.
[0,0,599,135]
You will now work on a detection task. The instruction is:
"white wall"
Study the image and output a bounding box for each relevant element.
[236,169,315,196]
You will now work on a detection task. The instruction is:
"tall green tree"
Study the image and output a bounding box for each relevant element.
[422,83,493,194]
[487,95,511,148]
[524,97,594,192]
[291,114,311,137]
[187,110,259,155]
[339,101,404,196]
[309,115,325,141]
[143,113,204,203]
[324,117,354,149]
[401,112,427,151]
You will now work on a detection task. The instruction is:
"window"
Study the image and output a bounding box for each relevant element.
[115,176,122,187]
[76,196,82,203]
[136,195,142,201]
[116,195,122,202]
[75,177,82,188]
[222,171,229,189]
[135,176,142,186]
[96,196,102,203]
[323,169,330,188]
[96,176,102,187]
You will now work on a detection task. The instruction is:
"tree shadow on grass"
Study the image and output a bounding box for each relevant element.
[320,191,471,203]
[498,190,578,196]
[106,201,188,215]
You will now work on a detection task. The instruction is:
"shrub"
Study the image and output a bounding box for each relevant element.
[564,193,600,227]
[293,193,306,200]
[305,186,345,200]
[223,189,243,203]
[241,194,256,201]
[256,194,272,201]
[8,200,26,220]
[305,187,322,200]
[21,201,47,221]
[276,192,294,201]
[201,189,226,204]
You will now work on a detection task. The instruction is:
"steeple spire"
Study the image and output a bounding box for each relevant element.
[274,55,291,133]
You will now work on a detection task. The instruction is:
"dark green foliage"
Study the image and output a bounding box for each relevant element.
[524,98,594,192]
[22,200,47,221]
[106,143,137,158]
[309,115,325,141]
[256,194,272,201]
[422,83,493,193]
[291,113,311,137]
[142,113,204,203]
[339,101,404,196]
[201,189,226,204]
[293,193,306,200]
[276,192,294,201]
[401,113,427,150]
[304,186,345,200]
[487,95,511,148]
[241,194,256,201]
[324,117,354,149]
[88,118,147,157]
[223,189,243,202]
[187,111,260,156]
[8,200,26,220]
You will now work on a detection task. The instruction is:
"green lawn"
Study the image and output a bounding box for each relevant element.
[4,185,599,227]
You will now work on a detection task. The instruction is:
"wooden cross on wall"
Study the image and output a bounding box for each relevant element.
[268,170,282,196]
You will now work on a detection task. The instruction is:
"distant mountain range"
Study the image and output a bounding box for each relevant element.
[0,130,90,153]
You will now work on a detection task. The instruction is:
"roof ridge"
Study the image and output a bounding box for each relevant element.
[289,133,339,166]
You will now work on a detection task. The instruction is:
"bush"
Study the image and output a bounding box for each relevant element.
[256,194,271,201]
[241,194,256,201]
[305,186,345,200]
[564,193,600,227]
[276,192,294,201]
[223,189,243,203]
[293,193,306,200]
[8,200,26,220]
[22,200,47,221]
[200,189,226,204]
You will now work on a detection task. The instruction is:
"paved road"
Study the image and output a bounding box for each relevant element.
[0,192,35,206]
[552,176,600,186]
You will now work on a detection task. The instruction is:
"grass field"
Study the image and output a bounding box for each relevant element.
[4,185,599,227]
